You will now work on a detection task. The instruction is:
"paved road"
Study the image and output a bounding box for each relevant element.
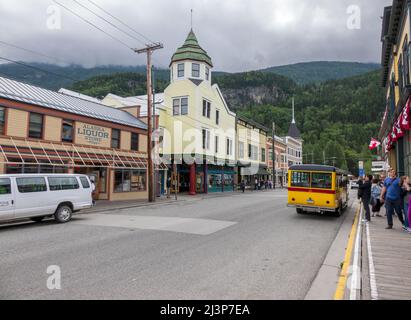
[0,190,349,300]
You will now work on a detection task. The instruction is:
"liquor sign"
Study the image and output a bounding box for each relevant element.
[76,122,111,147]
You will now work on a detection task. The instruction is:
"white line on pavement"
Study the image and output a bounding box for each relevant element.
[366,222,379,300]
[350,203,362,300]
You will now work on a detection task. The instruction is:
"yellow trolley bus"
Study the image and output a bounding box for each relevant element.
[287,165,349,216]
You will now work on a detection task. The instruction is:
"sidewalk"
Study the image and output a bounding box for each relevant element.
[362,212,411,300]
[84,189,285,214]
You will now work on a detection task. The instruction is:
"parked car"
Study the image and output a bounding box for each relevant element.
[350,181,359,189]
[0,174,93,224]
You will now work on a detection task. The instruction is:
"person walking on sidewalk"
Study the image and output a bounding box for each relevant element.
[381,170,406,230]
[357,177,364,200]
[371,178,382,217]
[400,176,411,230]
[359,175,372,222]
[240,180,246,193]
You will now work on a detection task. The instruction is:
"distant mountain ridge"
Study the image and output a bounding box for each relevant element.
[0,61,380,90]
[260,61,380,85]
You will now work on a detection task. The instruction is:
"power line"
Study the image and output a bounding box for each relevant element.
[0,56,80,82]
[71,0,146,46]
[53,0,133,51]
[87,0,154,44]
[0,40,63,63]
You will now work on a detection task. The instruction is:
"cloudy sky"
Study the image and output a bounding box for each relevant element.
[0,0,392,72]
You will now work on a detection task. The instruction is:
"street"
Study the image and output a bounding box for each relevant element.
[0,190,351,300]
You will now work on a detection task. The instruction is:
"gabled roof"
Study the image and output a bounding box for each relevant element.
[0,77,147,130]
[170,29,213,67]
[58,88,102,104]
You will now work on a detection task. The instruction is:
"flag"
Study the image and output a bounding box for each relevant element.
[369,138,381,150]
[401,98,410,130]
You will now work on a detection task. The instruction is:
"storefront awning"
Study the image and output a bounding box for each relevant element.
[0,136,166,170]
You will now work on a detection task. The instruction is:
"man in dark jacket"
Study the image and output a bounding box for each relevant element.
[359,175,373,222]
[357,177,364,200]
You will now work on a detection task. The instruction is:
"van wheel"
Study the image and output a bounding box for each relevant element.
[296,208,305,214]
[54,205,72,223]
[31,216,45,223]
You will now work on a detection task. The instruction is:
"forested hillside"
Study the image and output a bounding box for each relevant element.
[238,70,384,173]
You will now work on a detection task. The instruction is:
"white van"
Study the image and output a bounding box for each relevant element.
[0,174,93,224]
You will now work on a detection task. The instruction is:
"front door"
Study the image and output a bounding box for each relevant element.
[89,171,100,201]
[0,178,14,221]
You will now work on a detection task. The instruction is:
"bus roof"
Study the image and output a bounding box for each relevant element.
[289,164,348,175]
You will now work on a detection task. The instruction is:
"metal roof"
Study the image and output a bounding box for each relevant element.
[0,76,148,130]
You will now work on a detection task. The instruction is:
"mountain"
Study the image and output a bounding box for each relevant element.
[0,63,169,91]
[237,70,384,173]
[0,61,380,91]
[260,61,381,85]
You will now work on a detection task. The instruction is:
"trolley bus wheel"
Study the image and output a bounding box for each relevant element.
[296,208,305,214]
[335,204,343,217]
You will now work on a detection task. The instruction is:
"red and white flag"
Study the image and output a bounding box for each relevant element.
[369,138,381,150]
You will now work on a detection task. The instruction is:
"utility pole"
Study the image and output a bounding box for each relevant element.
[272,122,276,190]
[135,43,163,203]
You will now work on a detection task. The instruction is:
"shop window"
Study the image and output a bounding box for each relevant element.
[111,129,121,149]
[114,170,147,192]
[62,119,74,143]
[16,177,47,193]
[0,178,11,195]
[29,113,43,139]
[0,107,5,135]
[48,177,80,191]
[131,132,139,151]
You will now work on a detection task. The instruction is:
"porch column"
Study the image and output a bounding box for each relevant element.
[189,163,196,195]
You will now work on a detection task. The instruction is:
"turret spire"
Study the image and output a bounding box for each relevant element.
[292,96,296,124]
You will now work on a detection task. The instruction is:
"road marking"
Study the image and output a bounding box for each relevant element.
[366,222,379,300]
[349,205,362,300]
[334,202,360,300]
[73,214,237,235]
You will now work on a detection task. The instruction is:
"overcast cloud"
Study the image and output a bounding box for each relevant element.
[0,0,392,72]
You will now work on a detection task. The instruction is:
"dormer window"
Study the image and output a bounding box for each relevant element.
[178,63,185,78]
[192,63,200,78]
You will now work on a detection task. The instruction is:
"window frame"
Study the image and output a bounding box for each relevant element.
[202,99,211,119]
[0,107,5,135]
[61,119,74,143]
[16,177,47,193]
[202,128,211,150]
[28,112,44,139]
[111,128,121,149]
[177,63,185,78]
[131,132,139,151]
[192,63,200,78]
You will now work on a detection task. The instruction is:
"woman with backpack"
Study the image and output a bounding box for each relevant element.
[371,178,382,217]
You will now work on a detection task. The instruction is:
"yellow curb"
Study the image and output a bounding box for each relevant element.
[334,203,361,300]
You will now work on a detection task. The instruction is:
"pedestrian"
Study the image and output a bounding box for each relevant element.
[265,180,268,190]
[400,176,411,230]
[381,170,406,230]
[357,177,364,200]
[240,180,246,193]
[254,178,258,191]
[166,176,172,199]
[90,176,96,206]
[359,175,372,222]
[371,178,382,217]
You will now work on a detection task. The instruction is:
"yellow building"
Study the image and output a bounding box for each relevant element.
[105,29,238,194]
[0,76,151,202]
[380,0,411,176]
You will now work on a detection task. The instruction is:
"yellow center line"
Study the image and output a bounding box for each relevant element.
[334,203,361,300]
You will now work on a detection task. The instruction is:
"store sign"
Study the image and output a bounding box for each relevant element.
[76,123,110,146]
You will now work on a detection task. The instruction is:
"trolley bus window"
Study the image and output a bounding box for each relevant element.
[311,173,332,189]
[291,172,310,188]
